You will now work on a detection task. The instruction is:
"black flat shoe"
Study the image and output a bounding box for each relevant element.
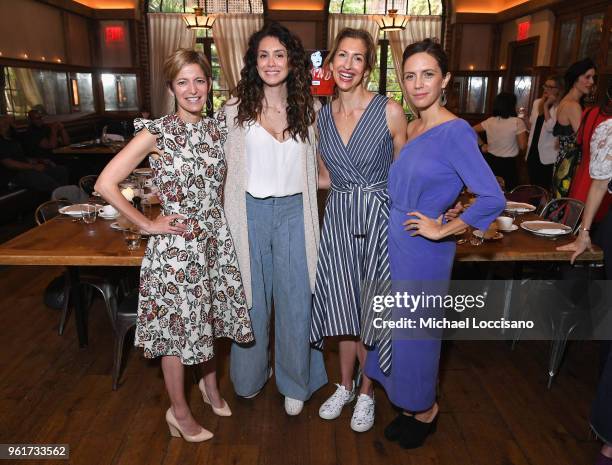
[384,413,412,442]
[398,413,438,449]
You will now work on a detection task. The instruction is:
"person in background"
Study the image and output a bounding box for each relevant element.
[567,77,611,222]
[525,76,563,190]
[23,108,70,158]
[0,115,67,194]
[311,27,407,433]
[557,89,611,464]
[473,92,527,190]
[364,38,505,449]
[552,57,596,198]
[222,22,327,416]
[95,49,253,442]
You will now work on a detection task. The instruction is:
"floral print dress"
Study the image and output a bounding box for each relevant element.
[134,114,253,364]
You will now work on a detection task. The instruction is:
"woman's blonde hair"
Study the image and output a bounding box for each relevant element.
[163,48,212,88]
[325,28,377,83]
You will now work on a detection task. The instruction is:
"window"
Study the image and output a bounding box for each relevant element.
[329,0,442,15]
[2,67,94,118]
[101,73,139,111]
[195,38,230,115]
[368,40,411,114]
[148,0,263,14]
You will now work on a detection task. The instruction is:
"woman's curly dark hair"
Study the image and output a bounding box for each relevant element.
[234,22,315,142]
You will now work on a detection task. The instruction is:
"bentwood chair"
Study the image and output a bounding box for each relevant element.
[78,175,98,196]
[35,199,72,225]
[507,185,550,214]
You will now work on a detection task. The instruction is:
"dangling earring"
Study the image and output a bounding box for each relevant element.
[439,88,447,107]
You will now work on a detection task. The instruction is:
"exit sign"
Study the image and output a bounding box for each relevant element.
[105,26,125,44]
[517,21,531,40]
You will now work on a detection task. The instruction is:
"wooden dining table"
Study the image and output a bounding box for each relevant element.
[0,210,603,347]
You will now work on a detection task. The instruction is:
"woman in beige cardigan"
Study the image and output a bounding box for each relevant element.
[219,22,327,416]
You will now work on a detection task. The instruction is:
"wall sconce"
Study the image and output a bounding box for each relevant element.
[23,53,29,59]
[468,65,474,71]
[56,58,62,63]
[500,65,505,70]
[71,78,80,107]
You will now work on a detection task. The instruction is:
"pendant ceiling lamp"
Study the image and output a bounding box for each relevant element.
[376,0,408,32]
[183,0,215,30]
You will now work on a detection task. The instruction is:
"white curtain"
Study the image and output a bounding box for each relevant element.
[388,16,442,109]
[13,68,43,111]
[212,14,264,94]
[327,13,380,48]
[147,13,196,118]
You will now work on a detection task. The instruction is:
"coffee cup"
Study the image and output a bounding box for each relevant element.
[101,204,118,216]
[496,216,513,230]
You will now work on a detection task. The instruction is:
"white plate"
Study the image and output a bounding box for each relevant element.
[59,204,95,217]
[498,224,518,232]
[520,220,572,237]
[473,229,504,240]
[505,201,536,213]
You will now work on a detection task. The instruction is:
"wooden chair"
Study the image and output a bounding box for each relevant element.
[507,185,550,214]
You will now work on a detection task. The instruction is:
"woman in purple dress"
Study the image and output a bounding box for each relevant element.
[364,39,505,449]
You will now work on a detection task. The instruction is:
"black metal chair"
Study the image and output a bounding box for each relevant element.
[507,184,550,214]
[35,199,72,225]
[78,175,98,196]
[540,197,585,233]
[112,291,138,390]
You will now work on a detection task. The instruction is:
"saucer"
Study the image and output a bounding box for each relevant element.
[473,229,504,240]
[99,212,120,220]
[498,224,518,232]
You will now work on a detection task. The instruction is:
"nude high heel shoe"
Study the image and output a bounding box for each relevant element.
[198,378,232,417]
[165,408,213,442]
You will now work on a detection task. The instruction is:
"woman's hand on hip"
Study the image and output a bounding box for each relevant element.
[404,212,444,240]
[143,214,187,235]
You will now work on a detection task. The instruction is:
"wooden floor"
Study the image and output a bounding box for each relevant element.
[0,265,603,465]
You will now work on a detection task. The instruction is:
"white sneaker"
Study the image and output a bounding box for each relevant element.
[284,397,304,416]
[350,393,375,432]
[319,383,355,420]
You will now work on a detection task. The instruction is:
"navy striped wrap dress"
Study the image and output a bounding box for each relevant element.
[310,94,393,362]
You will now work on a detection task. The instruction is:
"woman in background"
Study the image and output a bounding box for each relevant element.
[473,92,527,190]
[552,57,596,198]
[525,75,563,190]
[558,83,612,465]
[222,22,327,416]
[96,49,253,442]
[311,27,407,432]
[365,38,505,449]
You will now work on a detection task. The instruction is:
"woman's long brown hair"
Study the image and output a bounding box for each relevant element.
[234,22,315,142]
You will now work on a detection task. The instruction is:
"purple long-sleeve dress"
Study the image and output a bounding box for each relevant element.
[365,118,505,411]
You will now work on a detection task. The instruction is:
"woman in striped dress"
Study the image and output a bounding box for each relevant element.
[310,28,407,432]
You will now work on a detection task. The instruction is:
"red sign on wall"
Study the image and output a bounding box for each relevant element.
[105,26,125,44]
[517,21,531,41]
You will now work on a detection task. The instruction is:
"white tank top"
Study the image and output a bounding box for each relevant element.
[245,122,304,198]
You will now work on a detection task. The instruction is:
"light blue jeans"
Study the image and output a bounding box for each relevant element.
[230,193,327,401]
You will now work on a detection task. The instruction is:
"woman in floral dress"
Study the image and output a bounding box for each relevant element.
[96,49,253,442]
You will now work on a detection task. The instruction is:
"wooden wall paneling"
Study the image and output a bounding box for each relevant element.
[490,23,501,70]
[452,23,463,72]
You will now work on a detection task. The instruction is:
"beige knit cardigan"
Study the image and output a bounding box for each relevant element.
[220,98,320,309]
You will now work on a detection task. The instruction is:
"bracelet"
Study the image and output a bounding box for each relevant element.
[581,227,590,232]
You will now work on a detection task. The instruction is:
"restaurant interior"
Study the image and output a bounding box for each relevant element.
[0,0,611,464]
